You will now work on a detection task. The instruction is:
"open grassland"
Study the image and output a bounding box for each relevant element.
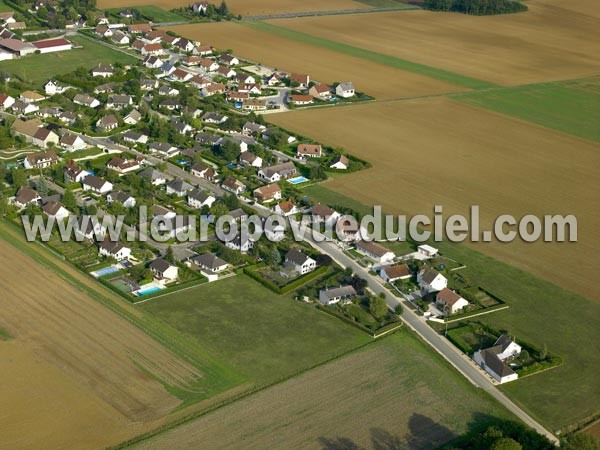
[455,77,600,142]
[269,97,600,302]
[98,0,372,15]
[267,0,600,86]
[141,275,371,385]
[163,21,467,99]
[301,184,600,432]
[135,330,513,449]
[0,35,136,88]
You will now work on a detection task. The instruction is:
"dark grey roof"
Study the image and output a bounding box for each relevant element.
[189,252,227,270]
[285,249,310,266]
[188,188,211,203]
[149,257,173,273]
[320,285,356,299]
[420,267,442,284]
[481,348,515,378]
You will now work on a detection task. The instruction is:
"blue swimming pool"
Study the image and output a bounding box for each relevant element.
[94,266,119,277]
[288,176,309,185]
[136,286,163,296]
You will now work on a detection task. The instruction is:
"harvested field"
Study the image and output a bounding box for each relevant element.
[267,0,600,86]
[163,22,466,99]
[135,331,513,449]
[98,0,371,15]
[268,97,600,301]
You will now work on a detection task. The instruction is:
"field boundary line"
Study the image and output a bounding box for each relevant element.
[443,305,510,323]
[134,273,238,304]
[242,4,421,20]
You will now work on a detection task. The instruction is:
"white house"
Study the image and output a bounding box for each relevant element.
[355,240,395,264]
[82,175,113,194]
[0,93,15,110]
[418,244,439,258]
[75,215,107,241]
[473,335,522,384]
[140,168,167,186]
[224,233,254,253]
[311,203,341,227]
[258,162,297,183]
[273,200,298,217]
[73,93,101,108]
[336,82,355,98]
[285,249,316,275]
[319,285,356,306]
[222,177,245,195]
[330,154,349,170]
[60,132,87,151]
[107,191,136,208]
[149,258,179,282]
[98,240,131,260]
[42,200,69,221]
[417,267,448,294]
[379,264,411,283]
[187,189,215,209]
[435,288,469,316]
[166,178,193,197]
[188,252,229,273]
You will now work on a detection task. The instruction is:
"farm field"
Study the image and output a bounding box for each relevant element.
[0,35,136,88]
[162,21,467,99]
[268,97,600,302]
[141,275,372,385]
[98,0,372,15]
[455,77,600,142]
[301,184,600,431]
[266,0,600,86]
[134,330,514,450]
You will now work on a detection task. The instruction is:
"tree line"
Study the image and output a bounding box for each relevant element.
[424,0,527,15]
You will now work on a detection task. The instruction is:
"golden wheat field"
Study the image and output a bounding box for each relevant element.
[163,21,466,99]
[266,0,600,86]
[268,97,600,300]
[0,233,205,449]
[97,0,371,15]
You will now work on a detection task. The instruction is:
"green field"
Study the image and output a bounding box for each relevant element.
[456,78,600,142]
[141,275,372,385]
[105,5,187,22]
[0,0,13,12]
[133,329,515,449]
[243,21,496,90]
[0,35,136,87]
[303,184,600,432]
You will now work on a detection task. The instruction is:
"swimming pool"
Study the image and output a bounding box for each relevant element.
[91,265,120,278]
[135,285,164,296]
[288,176,309,185]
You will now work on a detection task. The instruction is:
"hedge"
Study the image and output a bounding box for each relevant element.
[243,264,329,295]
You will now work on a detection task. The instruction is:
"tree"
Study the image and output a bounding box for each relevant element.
[165,245,174,263]
[37,177,49,197]
[351,275,368,295]
[219,140,240,162]
[369,296,388,320]
[210,201,229,218]
[11,167,27,188]
[490,437,522,450]
[62,189,77,211]
[218,0,229,15]
[223,192,240,209]
[539,343,547,360]
[562,433,600,450]
[519,349,530,362]
[309,165,326,181]
[394,304,403,315]
[315,254,332,267]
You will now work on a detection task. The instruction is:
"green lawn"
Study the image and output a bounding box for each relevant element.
[141,275,372,385]
[455,78,600,142]
[0,35,136,88]
[243,21,496,90]
[0,0,13,12]
[104,5,187,22]
[303,184,600,432]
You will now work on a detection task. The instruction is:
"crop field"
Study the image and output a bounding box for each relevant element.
[163,22,467,99]
[269,97,600,302]
[98,0,372,15]
[0,36,136,88]
[266,0,600,86]
[135,330,513,449]
[141,275,371,385]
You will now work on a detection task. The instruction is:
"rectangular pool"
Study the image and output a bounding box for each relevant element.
[288,176,309,185]
[91,266,120,278]
[135,285,164,296]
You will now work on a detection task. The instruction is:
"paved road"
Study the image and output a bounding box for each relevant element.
[292,223,559,445]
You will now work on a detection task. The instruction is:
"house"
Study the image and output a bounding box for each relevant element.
[11,101,39,115]
[236,72,256,85]
[417,244,439,258]
[191,163,217,181]
[129,23,152,34]
[227,91,249,103]
[122,129,148,144]
[337,215,367,242]
[7,21,25,30]
[242,122,266,136]
[159,98,181,111]
[202,112,228,124]
[201,83,226,97]
[330,154,349,170]
[319,285,356,306]
[188,252,229,273]
[336,82,355,98]
[297,143,322,159]
[222,177,245,195]
[131,39,145,51]
[111,31,130,45]
[217,66,236,78]
[199,58,219,72]
[473,336,522,384]
[219,54,239,66]
[174,38,195,52]
[82,175,113,194]
[96,114,118,132]
[20,91,44,104]
[44,79,69,96]
[60,132,87,151]
[193,45,212,56]
[224,233,254,253]
[14,187,41,208]
[12,118,59,148]
[290,94,313,105]
[42,200,69,220]
[242,98,267,112]
[171,68,193,82]
[273,200,298,216]
[258,162,297,182]
[94,82,118,94]
[239,151,262,168]
[436,288,469,316]
[285,249,316,275]
[355,240,395,264]
[123,109,142,125]
[380,264,412,283]
[155,215,194,239]
[309,84,332,100]
[106,191,136,208]
[290,73,309,88]
[190,75,211,89]
[0,38,36,56]
[73,93,100,108]
[152,204,177,220]
[91,63,115,78]
[166,178,193,197]
[107,156,141,174]
[64,164,89,183]
[107,95,133,109]
[95,25,112,37]
[0,93,15,110]
[253,183,281,203]
[60,112,79,124]
[195,132,221,147]
[191,1,209,13]
[158,85,179,96]
[144,55,163,69]
[149,142,179,157]
[140,78,159,90]
[0,11,15,23]
[139,167,167,186]
[37,106,62,119]
[417,267,448,294]
[311,203,340,226]
[171,119,192,135]
[98,240,131,260]
[265,72,282,86]
[187,189,215,209]
[75,215,106,241]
